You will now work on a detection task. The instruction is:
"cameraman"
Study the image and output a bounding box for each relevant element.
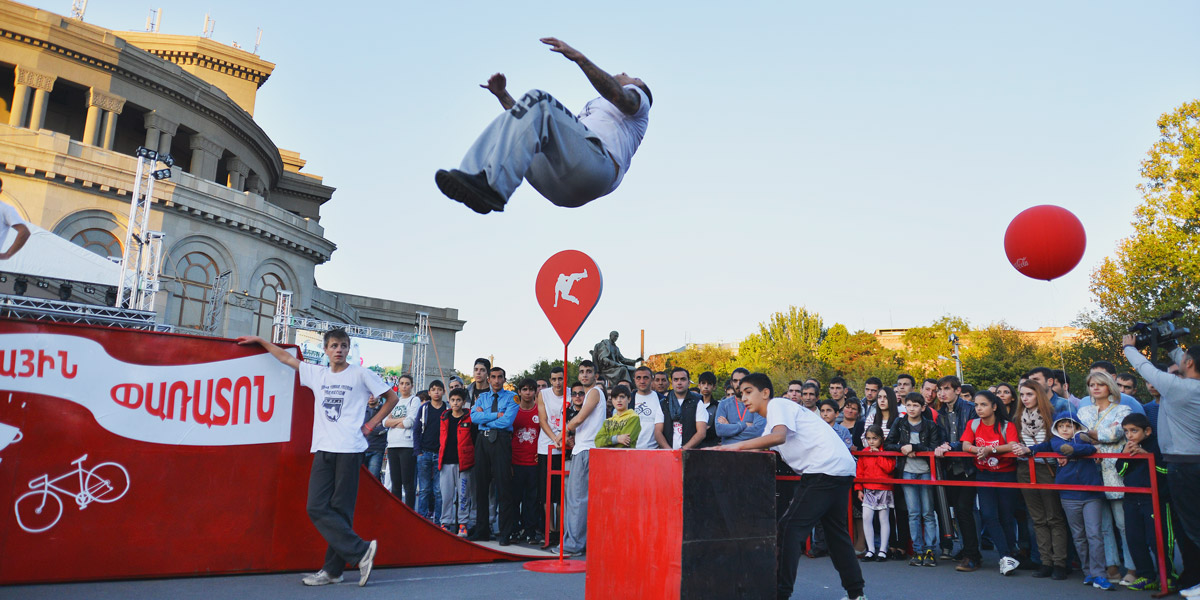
[1122,334,1200,595]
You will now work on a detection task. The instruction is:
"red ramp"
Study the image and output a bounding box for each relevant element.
[0,318,522,585]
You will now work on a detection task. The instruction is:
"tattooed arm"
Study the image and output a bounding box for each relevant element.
[541,37,641,115]
[480,73,516,110]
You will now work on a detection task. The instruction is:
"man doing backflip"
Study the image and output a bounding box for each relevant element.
[436,38,651,214]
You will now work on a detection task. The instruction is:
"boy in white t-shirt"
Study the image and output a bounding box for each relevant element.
[238,330,397,588]
[631,366,666,449]
[435,38,651,214]
[536,366,567,547]
[718,373,865,600]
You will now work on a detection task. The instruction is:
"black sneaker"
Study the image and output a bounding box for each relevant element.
[1033,565,1054,578]
[924,550,937,567]
[910,554,925,567]
[1051,566,1069,581]
[940,549,955,561]
[435,169,506,214]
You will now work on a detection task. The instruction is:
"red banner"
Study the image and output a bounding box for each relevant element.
[0,318,519,584]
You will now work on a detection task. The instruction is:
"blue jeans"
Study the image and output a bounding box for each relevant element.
[976,470,1018,558]
[416,450,442,523]
[363,451,384,481]
[902,471,937,553]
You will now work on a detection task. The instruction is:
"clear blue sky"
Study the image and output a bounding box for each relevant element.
[45,0,1200,375]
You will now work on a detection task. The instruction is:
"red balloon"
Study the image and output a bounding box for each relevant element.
[1003,205,1087,281]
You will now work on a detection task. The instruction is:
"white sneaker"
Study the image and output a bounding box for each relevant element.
[358,539,377,587]
[301,570,342,586]
[1181,581,1200,597]
[999,556,1019,576]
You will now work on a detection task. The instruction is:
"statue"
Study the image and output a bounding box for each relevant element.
[591,330,642,385]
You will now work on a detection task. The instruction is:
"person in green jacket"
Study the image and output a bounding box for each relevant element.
[596,385,641,448]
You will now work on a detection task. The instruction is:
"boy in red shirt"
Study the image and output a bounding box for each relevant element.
[511,379,541,543]
[960,390,1021,575]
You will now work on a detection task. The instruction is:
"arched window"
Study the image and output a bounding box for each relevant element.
[174,252,218,330]
[255,273,285,339]
[69,228,122,258]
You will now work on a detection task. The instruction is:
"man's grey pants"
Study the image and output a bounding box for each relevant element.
[307,451,370,577]
[438,464,475,527]
[459,89,617,208]
[563,450,591,553]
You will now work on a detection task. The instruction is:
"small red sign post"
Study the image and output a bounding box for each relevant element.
[525,250,601,574]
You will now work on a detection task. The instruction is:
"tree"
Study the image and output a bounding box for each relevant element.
[1083,99,1200,362]
[898,316,970,381]
[819,325,902,388]
[656,344,739,384]
[511,357,585,385]
[738,306,826,374]
[960,322,1055,386]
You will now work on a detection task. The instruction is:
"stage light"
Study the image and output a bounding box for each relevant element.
[0,275,6,283]
[36,280,49,289]
[13,277,27,295]
[84,285,96,294]
[58,284,72,302]
[152,168,173,180]
[159,153,175,167]
[105,287,118,306]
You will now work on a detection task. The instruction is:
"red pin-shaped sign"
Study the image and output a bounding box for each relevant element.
[535,250,602,346]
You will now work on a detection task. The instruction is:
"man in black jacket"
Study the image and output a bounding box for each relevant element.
[933,375,981,570]
[660,367,702,449]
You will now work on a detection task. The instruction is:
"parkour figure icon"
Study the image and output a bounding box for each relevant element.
[436,38,652,214]
[554,269,588,308]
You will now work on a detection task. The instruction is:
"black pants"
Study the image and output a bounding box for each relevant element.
[942,472,980,560]
[307,451,369,577]
[386,447,416,507]
[513,464,538,534]
[536,453,563,536]
[475,430,515,540]
[1170,463,1200,588]
[778,474,863,600]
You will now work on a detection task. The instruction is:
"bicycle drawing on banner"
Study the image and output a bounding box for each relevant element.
[14,454,130,533]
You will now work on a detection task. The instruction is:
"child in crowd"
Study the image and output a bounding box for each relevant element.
[412,381,447,523]
[1028,412,1114,591]
[595,385,641,448]
[564,381,585,461]
[819,399,853,449]
[960,391,1021,576]
[511,379,542,543]
[439,388,476,537]
[856,425,896,562]
[885,393,944,567]
[1116,413,1170,591]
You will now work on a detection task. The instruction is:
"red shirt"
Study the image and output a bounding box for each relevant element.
[960,419,1018,472]
[511,406,539,466]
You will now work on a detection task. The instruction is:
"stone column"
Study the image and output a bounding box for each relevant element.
[188,134,223,181]
[225,156,249,191]
[17,67,56,131]
[7,83,30,127]
[83,105,102,145]
[101,112,119,149]
[143,111,177,155]
[85,89,125,148]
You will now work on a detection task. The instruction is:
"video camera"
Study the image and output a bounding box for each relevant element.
[1129,310,1190,357]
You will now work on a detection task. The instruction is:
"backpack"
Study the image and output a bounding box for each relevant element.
[968,418,1011,442]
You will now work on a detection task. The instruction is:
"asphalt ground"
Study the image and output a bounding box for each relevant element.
[4,552,1157,600]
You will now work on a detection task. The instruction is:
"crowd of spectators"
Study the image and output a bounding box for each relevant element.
[361,341,1200,597]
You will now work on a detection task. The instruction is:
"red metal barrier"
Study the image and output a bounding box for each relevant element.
[776,450,1170,597]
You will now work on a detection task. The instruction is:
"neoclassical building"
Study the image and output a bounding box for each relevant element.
[0,0,462,377]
